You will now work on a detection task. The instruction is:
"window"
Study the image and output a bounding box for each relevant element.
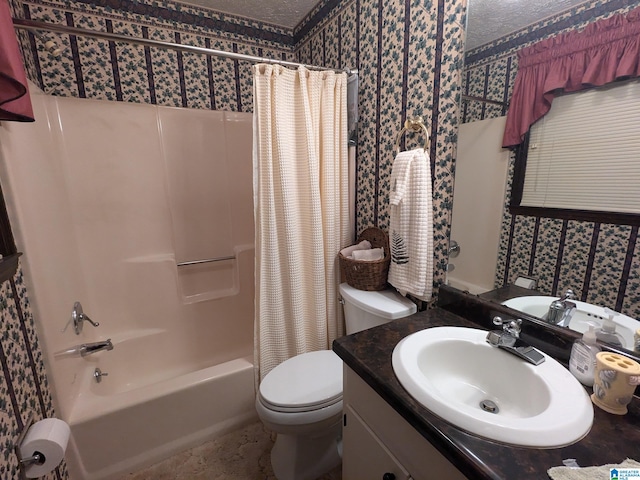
[510,78,640,226]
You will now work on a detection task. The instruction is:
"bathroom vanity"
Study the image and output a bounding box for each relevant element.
[333,289,640,479]
[342,364,466,479]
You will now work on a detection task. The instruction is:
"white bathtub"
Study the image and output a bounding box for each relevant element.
[2,93,258,479]
[446,276,492,295]
[66,332,256,479]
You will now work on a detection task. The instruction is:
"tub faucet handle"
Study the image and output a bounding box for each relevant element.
[80,313,99,327]
[70,301,99,335]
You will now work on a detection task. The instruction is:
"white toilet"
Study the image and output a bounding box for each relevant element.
[256,282,417,480]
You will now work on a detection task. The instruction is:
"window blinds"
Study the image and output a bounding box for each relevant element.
[521,79,640,213]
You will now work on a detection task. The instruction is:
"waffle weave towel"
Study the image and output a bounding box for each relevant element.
[388,148,433,301]
[547,458,640,480]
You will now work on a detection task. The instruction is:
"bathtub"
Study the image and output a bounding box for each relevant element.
[65,330,256,480]
[445,276,492,295]
[2,92,258,479]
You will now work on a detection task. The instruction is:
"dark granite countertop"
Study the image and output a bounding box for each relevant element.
[333,307,640,480]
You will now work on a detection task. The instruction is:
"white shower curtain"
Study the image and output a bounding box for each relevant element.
[253,64,350,382]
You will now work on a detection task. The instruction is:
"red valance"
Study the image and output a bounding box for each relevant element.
[0,0,34,122]
[502,7,640,148]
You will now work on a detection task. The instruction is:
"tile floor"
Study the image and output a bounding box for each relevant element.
[118,421,342,480]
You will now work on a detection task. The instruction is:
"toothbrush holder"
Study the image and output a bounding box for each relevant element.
[591,351,640,415]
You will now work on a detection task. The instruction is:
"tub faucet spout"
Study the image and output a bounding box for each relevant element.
[80,339,113,357]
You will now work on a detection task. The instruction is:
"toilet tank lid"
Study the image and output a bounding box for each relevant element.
[339,283,417,319]
[259,350,343,409]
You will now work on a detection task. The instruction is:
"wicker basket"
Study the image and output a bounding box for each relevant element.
[339,227,390,291]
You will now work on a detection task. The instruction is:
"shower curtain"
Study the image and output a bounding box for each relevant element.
[253,64,350,382]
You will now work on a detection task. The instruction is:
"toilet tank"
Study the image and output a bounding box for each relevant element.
[339,283,417,335]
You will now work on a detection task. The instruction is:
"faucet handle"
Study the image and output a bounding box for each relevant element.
[71,301,100,335]
[493,316,521,327]
[563,289,576,300]
[492,316,522,337]
[79,313,99,328]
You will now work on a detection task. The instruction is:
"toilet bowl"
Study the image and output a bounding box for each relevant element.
[256,283,416,480]
[256,350,343,480]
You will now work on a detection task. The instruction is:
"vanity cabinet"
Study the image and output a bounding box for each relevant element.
[343,405,411,480]
[342,366,467,480]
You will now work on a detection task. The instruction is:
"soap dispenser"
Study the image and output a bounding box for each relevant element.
[596,308,625,348]
[569,326,601,386]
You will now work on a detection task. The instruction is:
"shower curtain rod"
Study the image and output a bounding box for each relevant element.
[461,94,507,107]
[12,18,354,75]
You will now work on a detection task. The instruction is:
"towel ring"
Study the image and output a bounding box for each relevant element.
[395,117,430,153]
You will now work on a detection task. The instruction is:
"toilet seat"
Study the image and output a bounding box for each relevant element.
[259,350,343,413]
[260,394,342,413]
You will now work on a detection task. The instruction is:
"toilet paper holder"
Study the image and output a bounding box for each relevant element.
[15,414,45,479]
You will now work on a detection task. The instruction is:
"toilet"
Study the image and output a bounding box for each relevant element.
[256,282,417,480]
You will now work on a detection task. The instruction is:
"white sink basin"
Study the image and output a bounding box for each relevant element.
[392,326,593,448]
[502,296,639,349]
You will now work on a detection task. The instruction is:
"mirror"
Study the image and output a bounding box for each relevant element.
[502,294,640,352]
[455,0,640,356]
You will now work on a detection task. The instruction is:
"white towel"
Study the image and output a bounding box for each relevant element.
[547,458,640,480]
[340,240,372,257]
[388,148,433,301]
[352,247,384,261]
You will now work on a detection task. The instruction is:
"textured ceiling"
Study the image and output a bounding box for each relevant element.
[174,0,591,48]
[465,0,591,50]
[175,0,321,28]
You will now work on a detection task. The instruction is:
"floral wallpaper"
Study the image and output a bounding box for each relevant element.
[462,0,640,318]
[2,0,467,476]
[296,0,467,302]
[0,261,67,480]
[16,0,296,110]
[3,2,68,478]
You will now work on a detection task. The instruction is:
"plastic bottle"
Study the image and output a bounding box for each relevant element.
[569,326,601,386]
[596,308,625,348]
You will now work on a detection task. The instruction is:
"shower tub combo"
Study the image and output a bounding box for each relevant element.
[0,89,256,479]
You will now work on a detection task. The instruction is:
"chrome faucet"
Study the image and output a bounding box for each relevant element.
[486,316,545,365]
[547,289,577,327]
[79,339,113,357]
